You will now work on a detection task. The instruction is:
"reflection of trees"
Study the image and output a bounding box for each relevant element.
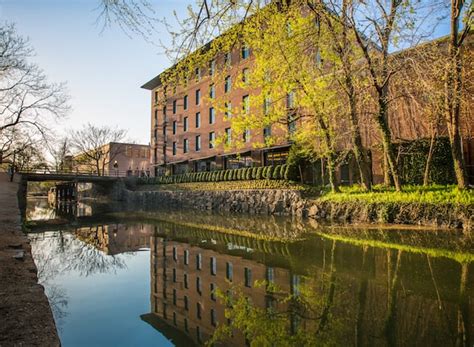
[457,263,471,347]
[30,230,127,279]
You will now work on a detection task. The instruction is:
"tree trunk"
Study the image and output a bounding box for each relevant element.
[377,99,401,191]
[348,96,372,191]
[327,155,340,193]
[423,127,437,186]
[445,0,469,189]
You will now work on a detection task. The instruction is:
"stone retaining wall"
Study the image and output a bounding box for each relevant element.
[115,185,473,230]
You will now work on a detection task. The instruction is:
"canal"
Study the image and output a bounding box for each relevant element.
[26,198,474,346]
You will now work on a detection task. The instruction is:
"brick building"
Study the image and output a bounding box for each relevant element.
[142,32,473,184]
[73,142,151,177]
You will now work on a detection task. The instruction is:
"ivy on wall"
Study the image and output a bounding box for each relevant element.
[396,137,455,185]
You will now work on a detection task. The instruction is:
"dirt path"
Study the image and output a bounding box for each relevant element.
[0,173,59,346]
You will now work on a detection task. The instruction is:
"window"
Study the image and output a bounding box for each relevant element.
[163,303,167,319]
[225,128,232,145]
[224,76,231,93]
[184,318,189,332]
[172,268,177,282]
[172,121,177,135]
[154,90,159,103]
[242,95,250,114]
[209,132,215,149]
[183,139,189,153]
[173,289,177,305]
[173,100,177,114]
[196,89,201,105]
[173,312,177,326]
[210,257,217,276]
[154,109,158,123]
[226,262,233,282]
[172,142,177,155]
[209,59,216,76]
[183,95,188,110]
[243,129,250,143]
[211,309,217,327]
[197,326,202,343]
[196,303,202,319]
[196,254,202,270]
[264,97,271,115]
[241,45,250,59]
[184,117,188,132]
[244,267,252,287]
[154,129,158,142]
[209,107,215,124]
[287,91,295,108]
[195,112,201,128]
[288,114,296,134]
[210,283,216,301]
[224,51,232,66]
[225,102,232,119]
[184,295,189,310]
[184,273,189,289]
[163,288,167,299]
[209,84,215,99]
[163,124,167,136]
[266,267,274,283]
[263,126,272,139]
[195,135,201,151]
[196,277,202,295]
[242,68,249,84]
[195,67,201,81]
[184,250,189,265]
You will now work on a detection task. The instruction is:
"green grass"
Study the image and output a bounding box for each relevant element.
[136,179,310,191]
[318,184,474,206]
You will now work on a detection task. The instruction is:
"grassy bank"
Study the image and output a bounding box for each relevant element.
[135,179,310,192]
[318,184,473,206]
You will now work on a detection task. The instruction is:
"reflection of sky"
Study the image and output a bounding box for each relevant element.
[30,233,173,347]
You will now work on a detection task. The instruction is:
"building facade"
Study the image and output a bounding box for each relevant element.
[73,142,151,177]
[142,31,473,184]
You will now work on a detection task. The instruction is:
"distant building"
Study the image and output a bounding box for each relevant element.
[73,142,151,177]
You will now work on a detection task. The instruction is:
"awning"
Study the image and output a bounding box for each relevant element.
[189,155,216,162]
[218,150,252,158]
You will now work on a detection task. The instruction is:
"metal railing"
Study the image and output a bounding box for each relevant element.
[17,169,149,178]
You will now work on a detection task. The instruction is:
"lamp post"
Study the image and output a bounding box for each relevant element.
[113,160,119,177]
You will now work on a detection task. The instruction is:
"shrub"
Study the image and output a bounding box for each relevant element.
[256,167,263,179]
[252,167,258,179]
[273,165,281,179]
[267,166,274,180]
[245,167,252,180]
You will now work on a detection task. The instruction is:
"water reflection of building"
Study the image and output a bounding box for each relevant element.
[142,222,474,346]
[148,234,296,346]
[75,224,153,255]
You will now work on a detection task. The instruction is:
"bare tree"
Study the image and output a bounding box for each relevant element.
[70,123,127,176]
[50,137,72,172]
[0,23,69,159]
[95,0,158,41]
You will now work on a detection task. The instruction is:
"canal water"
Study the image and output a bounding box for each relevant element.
[26,198,474,346]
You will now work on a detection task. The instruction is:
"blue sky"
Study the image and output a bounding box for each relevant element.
[0,1,451,145]
[0,0,189,144]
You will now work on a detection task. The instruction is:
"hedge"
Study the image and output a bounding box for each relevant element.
[136,165,296,185]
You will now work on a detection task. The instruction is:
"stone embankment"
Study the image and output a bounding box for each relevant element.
[0,173,59,346]
[116,185,473,230]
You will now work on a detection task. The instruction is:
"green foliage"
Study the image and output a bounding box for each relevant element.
[396,137,455,185]
[252,167,258,179]
[267,166,274,180]
[256,167,263,180]
[273,165,281,179]
[245,167,252,180]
